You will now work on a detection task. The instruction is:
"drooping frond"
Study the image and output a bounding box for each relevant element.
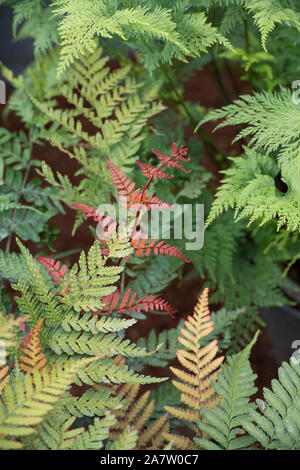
[244,0,300,50]
[51,1,229,75]
[205,147,300,231]
[199,88,300,231]
[243,357,300,450]
[19,318,47,373]
[166,289,224,432]
[195,332,259,450]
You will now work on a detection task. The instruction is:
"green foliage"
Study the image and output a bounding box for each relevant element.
[51,0,230,76]
[0,128,61,247]
[0,357,88,449]
[201,88,300,231]
[1,0,300,452]
[195,332,259,450]
[243,358,300,450]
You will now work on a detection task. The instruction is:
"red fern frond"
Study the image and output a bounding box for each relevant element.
[131,231,190,263]
[136,160,174,180]
[19,318,47,373]
[69,203,118,238]
[36,256,68,283]
[152,143,191,174]
[102,288,173,317]
[171,143,190,162]
[106,160,172,210]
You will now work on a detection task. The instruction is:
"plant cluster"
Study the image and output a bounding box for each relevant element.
[0,0,300,451]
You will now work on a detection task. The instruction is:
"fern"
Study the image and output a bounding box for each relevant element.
[200,88,300,231]
[243,358,300,450]
[195,332,259,450]
[165,289,224,449]
[100,361,169,450]
[51,1,229,75]
[28,47,165,232]
[0,357,90,449]
[19,318,47,373]
[22,412,115,450]
[0,128,61,247]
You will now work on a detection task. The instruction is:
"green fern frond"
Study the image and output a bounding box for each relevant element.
[243,357,300,450]
[195,331,259,450]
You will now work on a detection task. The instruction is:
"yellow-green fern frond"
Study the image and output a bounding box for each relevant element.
[0,358,89,449]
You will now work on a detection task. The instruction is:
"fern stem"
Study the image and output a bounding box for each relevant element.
[210,51,232,105]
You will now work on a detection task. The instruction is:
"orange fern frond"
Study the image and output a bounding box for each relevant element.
[166,288,224,426]
[19,318,47,373]
[131,231,190,263]
[163,432,195,450]
[102,288,173,317]
[136,160,174,180]
[0,366,10,394]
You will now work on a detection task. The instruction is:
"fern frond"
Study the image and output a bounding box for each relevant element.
[106,159,172,210]
[136,160,174,180]
[0,357,89,449]
[166,288,224,427]
[75,356,164,387]
[0,311,27,350]
[36,257,68,284]
[19,318,47,373]
[243,357,300,450]
[102,288,173,317]
[195,332,259,450]
[104,372,169,449]
[131,231,190,263]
